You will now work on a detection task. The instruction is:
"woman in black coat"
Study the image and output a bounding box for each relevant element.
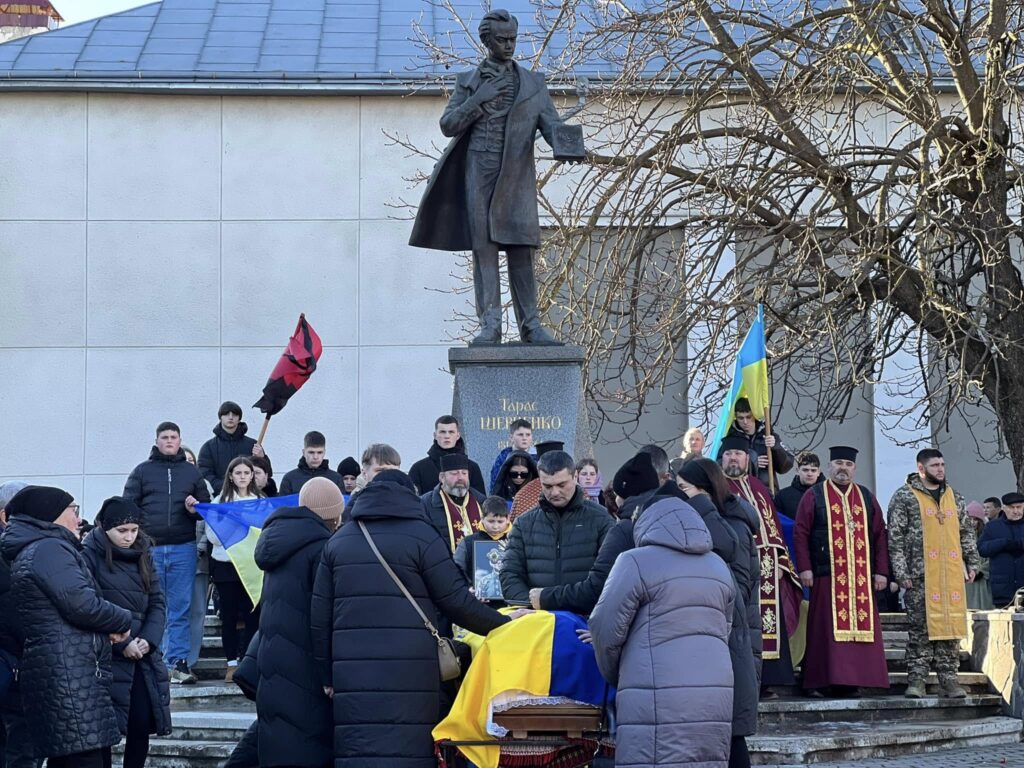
[253,477,341,768]
[676,460,762,768]
[492,451,538,501]
[81,498,172,768]
[311,471,511,768]
[0,486,132,768]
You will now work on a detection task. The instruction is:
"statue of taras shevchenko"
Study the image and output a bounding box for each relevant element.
[409,9,581,345]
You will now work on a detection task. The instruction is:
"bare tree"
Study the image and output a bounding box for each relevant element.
[408,0,1024,483]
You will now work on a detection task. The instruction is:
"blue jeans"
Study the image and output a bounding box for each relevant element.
[152,543,197,665]
[187,572,210,668]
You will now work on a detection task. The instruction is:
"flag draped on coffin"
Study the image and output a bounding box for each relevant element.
[253,313,323,417]
[707,304,770,460]
[194,495,298,604]
[435,611,610,768]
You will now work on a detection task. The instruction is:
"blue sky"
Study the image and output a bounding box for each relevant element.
[59,1,154,25]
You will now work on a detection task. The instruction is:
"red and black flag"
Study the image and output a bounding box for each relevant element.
[253,314,323,416]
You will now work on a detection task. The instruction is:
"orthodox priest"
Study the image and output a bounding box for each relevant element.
[720,435,803,696]
[794,446,891,696]
[421,453,486,555]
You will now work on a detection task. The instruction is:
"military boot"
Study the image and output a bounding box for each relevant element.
[903,678,927,699]
[939,678,967,698]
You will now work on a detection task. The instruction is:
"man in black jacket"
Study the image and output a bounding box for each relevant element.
[408,415,486,496]
[122,422,210,684]
[197,401,265,495]
[278,431,346,496]
[500,450,613,609]
[725,397,795,487]
[774,452,822,520]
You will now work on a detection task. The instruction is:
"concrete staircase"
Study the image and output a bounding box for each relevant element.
[750,613,1022,765]
[122,613,1021,766]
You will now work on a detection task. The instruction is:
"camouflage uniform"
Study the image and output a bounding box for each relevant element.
[887,474,981,687]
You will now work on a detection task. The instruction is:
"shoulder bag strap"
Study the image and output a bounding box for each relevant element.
[358,521,442,639]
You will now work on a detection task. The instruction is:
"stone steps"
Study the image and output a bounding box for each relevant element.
[171,682,254,712]
[169,710,255,742]
[757,694,1003,726]
[157,702,1017,768]
[749,716,1022,765]
[165,613,1014,765]
[192,656,233,680]
[112,738,234,768]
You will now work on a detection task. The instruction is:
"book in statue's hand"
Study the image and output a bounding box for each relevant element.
[551,123,585,160]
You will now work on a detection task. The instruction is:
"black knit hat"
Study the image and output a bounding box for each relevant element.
[95,497,145,531]
[338,456,361,477]
[612,453,660,499]
[677,460,714,494]
[6,485,75,524]
[440,453,470,472]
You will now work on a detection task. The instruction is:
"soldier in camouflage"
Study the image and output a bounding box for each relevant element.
[887,449,980,699]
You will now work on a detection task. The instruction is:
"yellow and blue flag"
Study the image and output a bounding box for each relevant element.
[194,495,298,605]
[435,611,610,768]
[707,304,770,459]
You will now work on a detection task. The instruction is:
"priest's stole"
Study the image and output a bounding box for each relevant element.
[824,481,875,642]
[910,486,967,640]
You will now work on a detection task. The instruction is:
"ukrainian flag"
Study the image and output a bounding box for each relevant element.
[435,611,610,768]
[195,495,299,605]
[707,304,770,459]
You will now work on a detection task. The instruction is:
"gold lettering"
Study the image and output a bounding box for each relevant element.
[500,399,539,414]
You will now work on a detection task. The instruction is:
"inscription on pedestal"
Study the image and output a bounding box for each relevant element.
[449,346,593,476]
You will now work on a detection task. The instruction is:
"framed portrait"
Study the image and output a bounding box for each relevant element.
[473,540,505,601]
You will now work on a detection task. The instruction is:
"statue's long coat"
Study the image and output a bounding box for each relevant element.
[409,62,562,251]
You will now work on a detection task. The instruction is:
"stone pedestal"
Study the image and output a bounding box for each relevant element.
[448,345,593,478]
[967,609,1024,716]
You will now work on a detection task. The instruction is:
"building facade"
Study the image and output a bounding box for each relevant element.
[0,0,1014,510]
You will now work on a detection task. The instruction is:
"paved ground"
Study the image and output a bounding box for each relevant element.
[772,742,1024,767]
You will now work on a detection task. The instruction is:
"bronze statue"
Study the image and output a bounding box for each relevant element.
[409,9,583,345]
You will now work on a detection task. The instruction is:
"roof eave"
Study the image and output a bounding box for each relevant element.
[0,71,971,96]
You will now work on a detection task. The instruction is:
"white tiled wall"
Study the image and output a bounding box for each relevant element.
[0,92,472,516]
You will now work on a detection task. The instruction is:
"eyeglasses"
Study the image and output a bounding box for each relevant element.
[509,471,530,479]
[68,504,81,517]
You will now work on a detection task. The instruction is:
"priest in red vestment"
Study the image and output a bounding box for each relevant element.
[720,435,803,697]
[794,445,891,696]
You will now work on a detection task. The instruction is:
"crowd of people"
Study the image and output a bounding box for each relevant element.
[1,396,1022,768]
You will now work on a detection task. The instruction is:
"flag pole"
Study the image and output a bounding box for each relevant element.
[256,415,271,447]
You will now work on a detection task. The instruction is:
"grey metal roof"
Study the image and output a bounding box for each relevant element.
[0,0,615,92]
